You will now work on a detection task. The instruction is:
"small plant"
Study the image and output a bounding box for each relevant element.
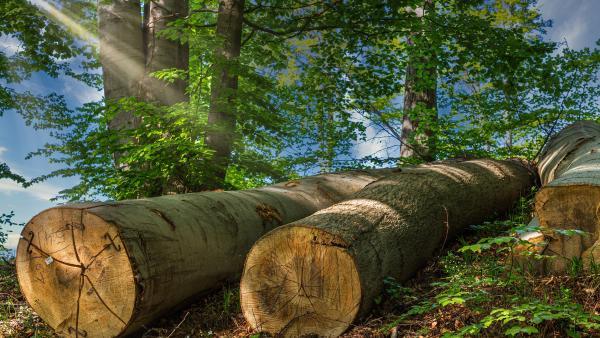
[381,196,600,337]
[0,211,23,257]
[222,287,238,315]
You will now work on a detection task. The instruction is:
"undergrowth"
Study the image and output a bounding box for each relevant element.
[1,195,599,337]
[362,195,600,337]
[0,260,54,337]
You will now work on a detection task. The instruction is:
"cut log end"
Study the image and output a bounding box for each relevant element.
[535,185,600,273]
[15,208,136,337]
[240,225,361,337]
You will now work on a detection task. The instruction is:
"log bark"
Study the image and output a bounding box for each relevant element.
[530,121,600,273]
[204,0,245,189]
[240,159,534,337]
[15,169,392,337]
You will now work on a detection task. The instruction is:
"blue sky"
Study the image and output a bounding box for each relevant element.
[1,0,599,250]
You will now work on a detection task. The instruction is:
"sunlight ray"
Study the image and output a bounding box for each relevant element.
[30,0,98,45]
[30,0,147,98]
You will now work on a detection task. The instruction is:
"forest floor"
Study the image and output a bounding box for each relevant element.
[2,198,600,337]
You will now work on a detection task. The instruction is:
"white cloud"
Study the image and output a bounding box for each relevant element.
[0,36,21,55]
[352,111,401,159]
[538,0,600,50]
[356,124,387,157]
[5,233,20,251]
[0,179,61,201]
[63,77,102,104]
[0,146,62,201]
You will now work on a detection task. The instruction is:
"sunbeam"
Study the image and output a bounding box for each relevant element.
[30,0,149,94]
[29,0,98,45]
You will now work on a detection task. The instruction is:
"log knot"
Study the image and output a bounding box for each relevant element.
[149,208,176,231]
[256,203,282,227]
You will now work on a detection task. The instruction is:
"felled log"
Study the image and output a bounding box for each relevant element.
[531,121,600,273]
[15,169,393,337]
[240,159,534,337]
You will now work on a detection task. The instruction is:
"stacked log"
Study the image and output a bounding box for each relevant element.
[240,159,534,337]
[527,121,600,273]
[15,169,393,337]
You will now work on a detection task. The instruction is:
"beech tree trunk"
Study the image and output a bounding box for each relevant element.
[400,2,437,161]
[204,0,245,189]
[15,169,392,337]
[142,0,191,195]
[98,0,145,135]
[142,0,189,105]
[99,0,191,194]
[529,121,600,273]
[400,57,437,161]
[240,159,534,337]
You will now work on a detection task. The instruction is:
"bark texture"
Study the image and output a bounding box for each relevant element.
[98,0,145,132]
[99,0,189,171]
[142,0,189,105]
[241,159,534,337]
[16,169,393,337]
[400,57,437,161]
[531,121,600,273]
[204,0,245,188]
[142,0,191,195]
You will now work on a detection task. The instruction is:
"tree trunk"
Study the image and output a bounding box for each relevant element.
[99,1,191,194]
[530,121,600,273]
[318,107,335,173]
[142,0,189,106]
[240,159,534,337]
[98,0,145,138]
[99,0,190,166]
[400,3,437,162]
[141,0,191,195]
[204,0,245,189]
[15,168,393,337]
[400,58,437,161]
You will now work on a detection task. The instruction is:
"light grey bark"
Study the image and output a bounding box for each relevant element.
[98,0,145,133]
[204,0,245,188]
[400,2,437,161]
[142,0,189,105]
[241,159,534,337]
[531,121,600,273]
[99,0,191,193]
[400,57,437,160]
[16,168,393,337]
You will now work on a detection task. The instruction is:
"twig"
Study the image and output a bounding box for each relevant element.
[365,104,430,162]
[167,311,190,338]
[1,256,14,266]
